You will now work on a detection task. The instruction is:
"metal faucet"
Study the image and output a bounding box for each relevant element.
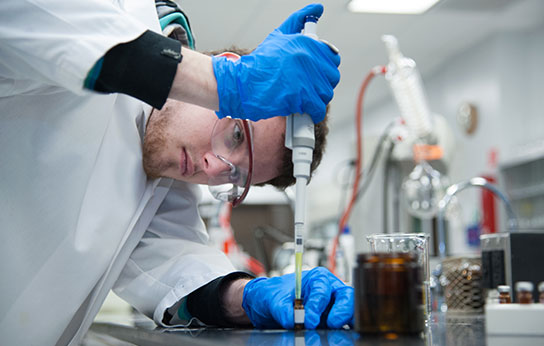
[436,177,518,259]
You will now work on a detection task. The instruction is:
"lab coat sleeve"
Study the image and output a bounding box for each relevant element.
[113,180,237,326]
[0,0,154,95]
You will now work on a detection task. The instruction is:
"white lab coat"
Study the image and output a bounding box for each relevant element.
[0,1,235,345]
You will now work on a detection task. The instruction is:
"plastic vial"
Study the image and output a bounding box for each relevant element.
[539,282,544,304]
[338,226,355,284]
[515,281,534,304]
[497,285,511,304]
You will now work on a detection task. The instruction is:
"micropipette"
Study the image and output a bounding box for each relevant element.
[284,15,318,329]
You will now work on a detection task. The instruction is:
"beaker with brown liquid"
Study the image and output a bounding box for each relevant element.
[354,253,424,335]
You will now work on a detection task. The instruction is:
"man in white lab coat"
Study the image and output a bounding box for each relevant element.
[0,1,351,345]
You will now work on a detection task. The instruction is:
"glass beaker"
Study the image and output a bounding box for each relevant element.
[354,252,424,335]
[366,233,431,316]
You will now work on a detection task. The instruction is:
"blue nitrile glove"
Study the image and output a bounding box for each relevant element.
[242,267,354,329]
[212,3,341,123]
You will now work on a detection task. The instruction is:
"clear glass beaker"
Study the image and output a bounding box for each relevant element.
[354,252,424,335]
[366,233,431,316]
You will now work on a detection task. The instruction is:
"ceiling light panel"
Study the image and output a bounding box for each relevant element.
[348,0,441,14]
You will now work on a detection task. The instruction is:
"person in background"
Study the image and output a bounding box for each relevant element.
[0,2,351,345]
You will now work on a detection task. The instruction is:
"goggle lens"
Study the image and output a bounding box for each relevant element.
[208,118,253,207]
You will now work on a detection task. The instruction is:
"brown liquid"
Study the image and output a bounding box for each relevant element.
[354,253,424,335]
[498,292,511,304]
[517,291,533,304]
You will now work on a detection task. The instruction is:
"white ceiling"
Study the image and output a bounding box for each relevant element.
[181,0,544,128]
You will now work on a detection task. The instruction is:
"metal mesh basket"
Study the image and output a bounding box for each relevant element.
[441,256,484,312]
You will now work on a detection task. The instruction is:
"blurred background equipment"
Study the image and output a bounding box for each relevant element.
[381,35,454,243]
[436,177,518,259]
[329,34,454,280]
[402,160,449,220]
[433,177,517,311]
[441,256,484,312]
[207,201,266,276]
[198,187,326,278]
[500,148,544,230]
[481,232,544,303]
[382,35,434,143]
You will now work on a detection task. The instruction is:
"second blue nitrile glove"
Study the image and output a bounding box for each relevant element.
[212,3,340,124]
[242,267,354,329]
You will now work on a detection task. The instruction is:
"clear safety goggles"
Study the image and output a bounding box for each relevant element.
[208,117,253,207]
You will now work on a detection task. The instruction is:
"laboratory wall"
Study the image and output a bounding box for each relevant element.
[309,22,544,255]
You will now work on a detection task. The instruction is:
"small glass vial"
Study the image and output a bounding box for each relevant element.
[515,281,534,304]
[538,282,544,304]
[497,285,511,304]
[294,299,304,330]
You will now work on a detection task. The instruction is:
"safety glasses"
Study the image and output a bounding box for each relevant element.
[207,117,253,207]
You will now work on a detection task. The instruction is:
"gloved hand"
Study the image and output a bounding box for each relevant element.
[212,3,340,123]
[242,267,353,329]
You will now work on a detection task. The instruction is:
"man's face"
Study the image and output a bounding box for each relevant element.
[143,99,285,185]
